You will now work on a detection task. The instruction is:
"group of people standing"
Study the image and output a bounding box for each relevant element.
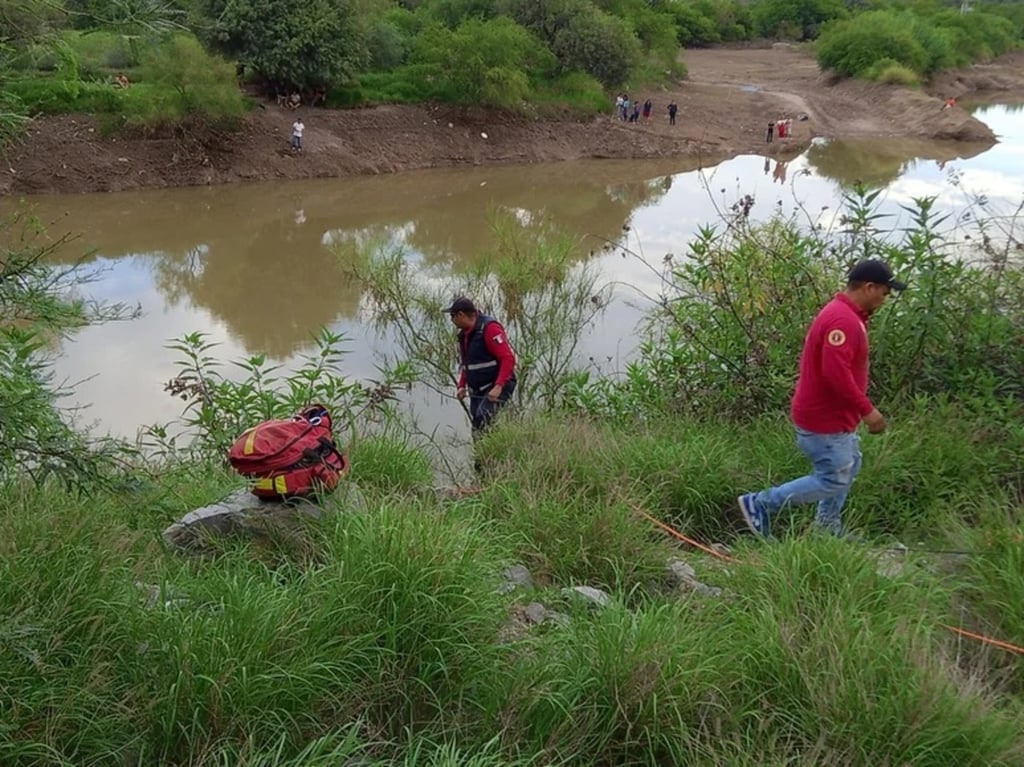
[766,117,794,143]
[449,255,908,543]
[614,94,679,126]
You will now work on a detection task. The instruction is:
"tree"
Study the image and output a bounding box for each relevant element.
[750,0,847,40]
[410,18,555,107]
[1,214,139,489]
[551,10,640,87]
[198,0,369,92]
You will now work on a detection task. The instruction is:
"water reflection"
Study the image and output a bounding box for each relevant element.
[9,161,680,358]
[1,106,1021,437]
[805,137,993,188]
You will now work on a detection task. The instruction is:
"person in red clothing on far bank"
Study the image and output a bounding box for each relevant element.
[737,259,907,539]
[444,296,517,434]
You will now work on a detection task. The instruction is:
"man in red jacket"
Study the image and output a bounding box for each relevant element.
[444,296,517,434]
[737,259,906,538]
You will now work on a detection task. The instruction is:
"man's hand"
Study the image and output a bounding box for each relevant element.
[456,386,467,401]
[487,384,503,403]
[864,408,887,434]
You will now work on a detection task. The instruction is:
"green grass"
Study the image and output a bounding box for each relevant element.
[1,411,1022,765]
[5,76,128,115]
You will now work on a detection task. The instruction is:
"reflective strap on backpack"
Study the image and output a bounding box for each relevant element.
[254,475,288,495]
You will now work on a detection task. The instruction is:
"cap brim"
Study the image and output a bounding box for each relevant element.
[889,280,907,292]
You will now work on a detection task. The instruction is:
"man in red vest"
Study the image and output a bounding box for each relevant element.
[445,296,517,434]
[737,259,906,538]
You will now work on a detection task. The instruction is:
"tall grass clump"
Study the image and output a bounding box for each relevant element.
[485,536,1024,765]
[479,404,1023,543]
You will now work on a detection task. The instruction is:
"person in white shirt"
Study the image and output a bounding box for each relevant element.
[291,118,304,151]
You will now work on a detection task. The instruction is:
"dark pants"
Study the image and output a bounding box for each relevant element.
[468,379,515,434]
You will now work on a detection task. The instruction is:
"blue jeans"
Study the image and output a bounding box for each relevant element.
[753,429,863,535]
[468,379,515,434]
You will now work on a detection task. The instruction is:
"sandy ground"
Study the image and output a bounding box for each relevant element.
[3,45,1024,196]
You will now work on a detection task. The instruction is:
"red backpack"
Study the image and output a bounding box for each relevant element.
[227,405,349,499]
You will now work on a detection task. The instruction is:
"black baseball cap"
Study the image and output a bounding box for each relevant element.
[847,259,907,291]
[443,296,476,314]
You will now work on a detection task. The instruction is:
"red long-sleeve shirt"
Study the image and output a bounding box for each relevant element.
[790,293,874,433]
[457,321,516,389]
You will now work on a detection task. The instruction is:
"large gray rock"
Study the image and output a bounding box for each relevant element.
[562,585,611,609]
[162,484,367,552]
[665,557,724,598]
[496,564,535,594]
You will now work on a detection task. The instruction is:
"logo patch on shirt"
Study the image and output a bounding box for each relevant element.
[494,335,504,344]
[827,329,846,346]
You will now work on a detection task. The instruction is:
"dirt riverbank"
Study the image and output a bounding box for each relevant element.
[4,46,1024,196]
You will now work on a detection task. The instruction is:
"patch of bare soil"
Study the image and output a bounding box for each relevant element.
[4,46,1024,196]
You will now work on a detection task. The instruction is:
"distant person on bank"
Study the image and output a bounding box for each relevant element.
[737,259,907,539]
[445,296,517,434]
[291,118,304,151]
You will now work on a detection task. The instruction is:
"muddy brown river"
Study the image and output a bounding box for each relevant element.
[3,105,1022,441]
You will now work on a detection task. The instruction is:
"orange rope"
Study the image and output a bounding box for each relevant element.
[630,505,739,563]
[632,505,1024,657]
[940,624,1024,656]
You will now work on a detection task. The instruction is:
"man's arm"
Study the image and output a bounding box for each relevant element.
[819,321,874,418]
[482,322,516,386]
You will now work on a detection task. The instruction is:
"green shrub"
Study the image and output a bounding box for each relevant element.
[551,10,641,88]
[410,18,556,108]
[325,80,368,107]
[3,77,125,114]
[817,11,928,78]
[128,33,246,128]
[669,2,722,47]
[865,58,920,86]
[817,7,1019,80]
[568,188,1024,424]
[751,0,848,41]
[532,71,609,114]
[61,29,136,72]
[367,18,410,71]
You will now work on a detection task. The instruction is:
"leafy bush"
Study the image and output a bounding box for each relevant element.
[200,0,369,92]
[127,34,246,128]
[410,18,556,107]
[750,0,848,41]
[931,9,1017,65]
[551,10,641,88]
[566,186,1024,423]
[1,216,138,490]
[367,18,410,71]
[817,11,928,78]
[144,328,409,460]
[61,29,135,73]
[669,2,723,47]
[817,8,1019,79]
